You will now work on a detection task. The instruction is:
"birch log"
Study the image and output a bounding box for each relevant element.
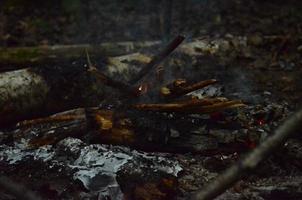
[0,69,49,126]
[0,66,107,127]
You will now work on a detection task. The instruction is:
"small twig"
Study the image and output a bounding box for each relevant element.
[129,35,185,84]
[85,48,93,67]
[0,175,42,200]
[192,107,302,200]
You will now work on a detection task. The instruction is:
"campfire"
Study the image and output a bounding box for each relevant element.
[1,3,302,198]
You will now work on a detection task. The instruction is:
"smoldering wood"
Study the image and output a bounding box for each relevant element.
[11,106,257,154]
[192,107,302,200]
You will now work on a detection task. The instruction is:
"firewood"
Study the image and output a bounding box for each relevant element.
[133,99,244,113]
[14,105,254,154]
[160,79,218,98]
[26,108,136,148]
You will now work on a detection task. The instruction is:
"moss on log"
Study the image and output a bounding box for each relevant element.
[0,41,160,71]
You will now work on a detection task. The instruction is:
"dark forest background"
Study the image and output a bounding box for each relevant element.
[1,0,302,46]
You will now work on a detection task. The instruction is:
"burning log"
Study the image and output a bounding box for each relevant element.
[12,102,253,154]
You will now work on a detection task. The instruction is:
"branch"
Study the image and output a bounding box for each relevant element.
[129,35,185,84]
[160,79,218,98]
[192,107,302,200]
[0,176,42,200]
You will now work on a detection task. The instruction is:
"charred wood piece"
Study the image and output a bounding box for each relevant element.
[160,79,218,98]
[133,99,245,114]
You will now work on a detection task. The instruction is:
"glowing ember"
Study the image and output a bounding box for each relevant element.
[137,83,148,95]
[257,119,265,126]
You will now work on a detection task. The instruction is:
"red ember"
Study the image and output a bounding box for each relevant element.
[257,119,265,126]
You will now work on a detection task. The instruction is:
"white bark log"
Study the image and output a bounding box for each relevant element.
[0,69,49,126]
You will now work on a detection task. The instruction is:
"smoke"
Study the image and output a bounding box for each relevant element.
[224,67,261,104]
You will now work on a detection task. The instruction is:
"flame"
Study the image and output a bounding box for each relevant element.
[137,83,148,95]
